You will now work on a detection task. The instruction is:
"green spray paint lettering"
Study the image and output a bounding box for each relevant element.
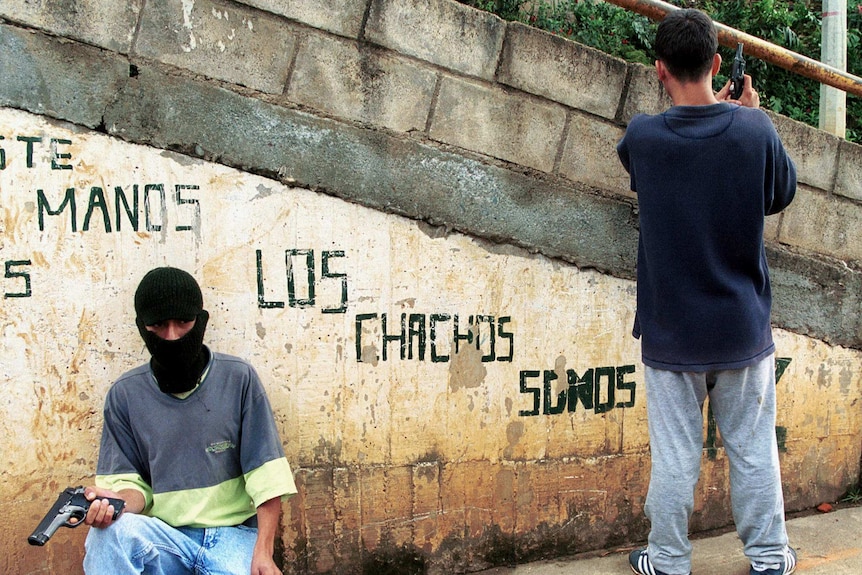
[518,365,637,417]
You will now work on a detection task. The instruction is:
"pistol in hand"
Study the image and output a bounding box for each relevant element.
[729,42,746,100]
[28,486,125,546]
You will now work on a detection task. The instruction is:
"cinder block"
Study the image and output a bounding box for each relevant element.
[441,461,498,538]
[0,25,130,128]
[430,76,567,172]
[781,436,861,509]
[513,462,559,533]
[103,67,639,280]
[386,465,416,546]
[835,140,862,202]
[301,468,338,573]
[282,470,309,570]
[770,113,840,192]
[412,462,443,550]
[498,22,627,121]
[0,0,142,53]
[620,62,672,123]
[288,33,437,133]
[764,212,782,241]
[135,0,297,94]
[413,461,441,516]
[358,466,387,542]
[365,0,505,81]
[332,468,363,566]
[492,466,516,533]
[559,112,629,195]
[236,0,368,38]
[358,466,393,549]
[780,185,862,263]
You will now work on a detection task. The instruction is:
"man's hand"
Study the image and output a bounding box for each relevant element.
[80,487,124,529]
[74,486,145,529]
[718,74,760,108]
[251,547,282,575]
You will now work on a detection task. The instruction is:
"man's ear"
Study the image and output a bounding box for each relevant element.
[710,53,722,77]
[655,60,668,82]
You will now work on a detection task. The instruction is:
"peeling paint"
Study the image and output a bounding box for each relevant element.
[181,0,197,52]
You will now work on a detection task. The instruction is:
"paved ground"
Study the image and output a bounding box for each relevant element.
[475,506,862,575]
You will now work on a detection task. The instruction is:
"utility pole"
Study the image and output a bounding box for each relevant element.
[820,0,847,137]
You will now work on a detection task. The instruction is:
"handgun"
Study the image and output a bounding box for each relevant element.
[28,486,125,546]
[729,42,745,100]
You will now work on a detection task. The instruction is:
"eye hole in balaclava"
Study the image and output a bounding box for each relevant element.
[133,267,210,394]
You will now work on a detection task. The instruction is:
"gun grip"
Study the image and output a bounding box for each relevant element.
[28,532,50,546]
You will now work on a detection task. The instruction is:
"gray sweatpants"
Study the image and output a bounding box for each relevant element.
[644,354,789,575]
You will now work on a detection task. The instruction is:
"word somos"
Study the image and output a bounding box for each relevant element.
[519,365,636,416]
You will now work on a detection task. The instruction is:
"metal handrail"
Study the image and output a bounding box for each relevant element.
[604,0,862,98]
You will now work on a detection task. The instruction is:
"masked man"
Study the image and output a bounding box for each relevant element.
[82,266,297,575]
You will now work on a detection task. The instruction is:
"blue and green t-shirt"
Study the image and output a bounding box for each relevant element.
[95,351,297,527]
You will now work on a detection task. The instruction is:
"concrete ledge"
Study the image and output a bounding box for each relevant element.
[103,66,637,278]
[769,246,862,350]
[620,62,672,122]
[0,25,130,129]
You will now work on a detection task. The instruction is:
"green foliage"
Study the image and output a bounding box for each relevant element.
[526,0,657,65]
[841,482,862,504]
[701,0,823,132]
[460,0,861,143]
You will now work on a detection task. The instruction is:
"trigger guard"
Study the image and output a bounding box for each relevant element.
[64,509,87,528]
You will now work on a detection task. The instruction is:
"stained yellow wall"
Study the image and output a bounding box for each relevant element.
[2,108,860,574]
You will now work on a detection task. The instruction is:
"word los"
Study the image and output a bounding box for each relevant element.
[519,365,636,416]
[355,313,513,363]
[36,184,200,233]
[0,135,73,170]
[256,249,347,314]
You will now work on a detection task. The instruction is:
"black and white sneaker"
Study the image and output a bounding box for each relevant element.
[628,548,690,575]
[750,546,797,575]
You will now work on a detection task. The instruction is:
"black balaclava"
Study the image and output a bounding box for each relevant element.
[133,267,210,395]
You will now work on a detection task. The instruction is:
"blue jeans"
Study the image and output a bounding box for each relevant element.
[643,355,790,575]
[84,513,259,574]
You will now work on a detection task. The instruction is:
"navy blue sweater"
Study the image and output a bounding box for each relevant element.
[617,103,796,371]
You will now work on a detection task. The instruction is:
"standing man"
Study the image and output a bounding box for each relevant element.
[617,9,797,575]
[82,266,297,575]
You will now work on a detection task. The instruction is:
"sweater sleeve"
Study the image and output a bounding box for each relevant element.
[761,112,797,215]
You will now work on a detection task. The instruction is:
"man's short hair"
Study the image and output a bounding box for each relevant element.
[655,9,718,82]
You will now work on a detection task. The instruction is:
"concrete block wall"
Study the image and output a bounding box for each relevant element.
[2,0,859,348]
[1,0,861,573]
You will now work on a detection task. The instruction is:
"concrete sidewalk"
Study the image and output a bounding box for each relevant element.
[477,506,862,575]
